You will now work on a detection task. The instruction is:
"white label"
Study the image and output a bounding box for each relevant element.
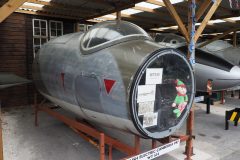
[138,101,155,116]
[126,139,180,160]
[137,85,156,103]
[145,68,163,85]
[143,112,158,128]
[194,96,204,103]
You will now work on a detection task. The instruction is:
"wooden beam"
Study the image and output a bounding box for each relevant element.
[113,13,157,27]
[233,31,237,47]
[84,0,145,20]
[194,0,222,42]
[20,4,88,18]
[116,11,121,21]
[0,109,3,160]
[16,9,81,20]
[27,0,98,15]
[162,0,189,42]
[0,0,27,23]
[198,27,240,47]
[146,0,165,6]
[196,0,212,21]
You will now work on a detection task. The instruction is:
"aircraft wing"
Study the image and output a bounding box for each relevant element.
[0,73,31,89]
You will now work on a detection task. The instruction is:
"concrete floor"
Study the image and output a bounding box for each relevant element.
[1,96,240,160]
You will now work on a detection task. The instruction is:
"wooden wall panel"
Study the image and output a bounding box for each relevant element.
[0,12,76,108]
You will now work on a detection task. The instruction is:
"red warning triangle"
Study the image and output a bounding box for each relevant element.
[104,79,115,94]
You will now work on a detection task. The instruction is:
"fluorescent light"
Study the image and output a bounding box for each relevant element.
[152,25,178,31]
[208,19,225,24]
[136,2,161,9]
[228,16,240,21]
[102,14,116,19]
[156,0,184,4]
[23,2,44,8]
[19,7,38,12]
[39,0,51,2]
[201,33,222,36]
[121,9,143,15]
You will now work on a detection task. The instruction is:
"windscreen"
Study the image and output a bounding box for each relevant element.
[82,21,149,49]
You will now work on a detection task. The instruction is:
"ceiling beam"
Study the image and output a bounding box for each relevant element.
[27,0,99,14]
[196,0,212,21]
[194,0,222,42]
[162,0,189,42]
[146,0,165,6]
[16,9,81,20]
[0,0,27,23]
[233,31,237,47]
[20,4,88,18]
[84,0,145,20]
[198,27,240,47]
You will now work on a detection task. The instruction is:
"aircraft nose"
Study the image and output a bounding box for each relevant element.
[226,65,240,87]
[230,66,240,81]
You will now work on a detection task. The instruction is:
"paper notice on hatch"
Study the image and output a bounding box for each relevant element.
[138,101,155,116]
[143,112,158,128]
[137,85,156,103]
[145,68,163,85]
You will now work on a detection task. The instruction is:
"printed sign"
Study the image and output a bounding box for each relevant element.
[126,139,180,160]
[138,101,155,116]
[194,96,204,103]
[145,68,163,85]
[143,112,158,128]
[137,85,156,103]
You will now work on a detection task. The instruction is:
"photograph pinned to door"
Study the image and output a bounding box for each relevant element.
[138,101,155,116]
[143,112,158,128]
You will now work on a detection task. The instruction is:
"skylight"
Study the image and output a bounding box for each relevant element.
[39,0,52,2]
[121,9,143,15]
[227,16,240,21]
[208,19,225,24]
[156,0,184,4]
[102,14,116,19]
[23,2,44,8]
[19,7,38,12]
[136,2,161,9]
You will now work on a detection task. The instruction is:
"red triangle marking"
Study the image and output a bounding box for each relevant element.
[104,79,116,94]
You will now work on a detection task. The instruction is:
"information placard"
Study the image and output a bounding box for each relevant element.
[145,68,163,85]
[126,139,180,160]
[137,85,156,103]
[138,101,155,116]
[143,112,158,128]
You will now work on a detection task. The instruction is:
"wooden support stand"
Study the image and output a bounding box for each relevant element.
[34,93,194,160]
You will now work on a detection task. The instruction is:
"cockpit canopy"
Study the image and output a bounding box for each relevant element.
[81,21,150,51]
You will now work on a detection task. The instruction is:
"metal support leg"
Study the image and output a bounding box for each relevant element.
[239,90,240,99]
[100,133,105,160]
[108,145,112,160]
[134,135,140,154]
[152,140,157,149]
[185,109,194,160]
[34,93,39,127]
[221,91,225,104]
[234,120,238,127]
[225,111,229,130]
[231,91,234,97]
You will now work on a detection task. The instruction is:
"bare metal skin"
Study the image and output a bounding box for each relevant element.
[33,21,195,139]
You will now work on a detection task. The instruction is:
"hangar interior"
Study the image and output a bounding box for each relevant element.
[0,0,240,160]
